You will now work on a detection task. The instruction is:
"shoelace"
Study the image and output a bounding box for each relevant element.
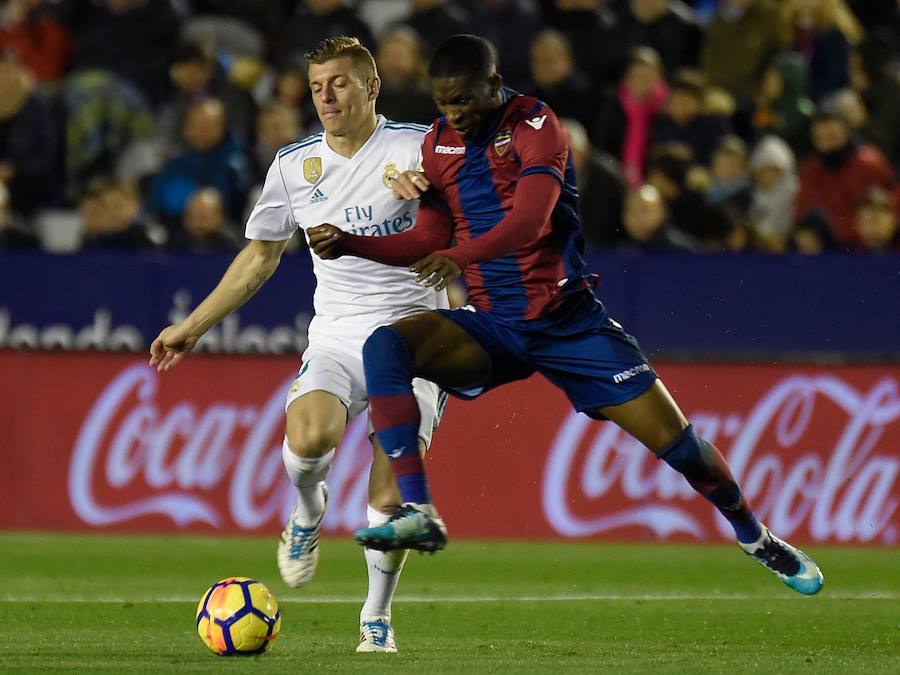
[389,506,431,538]
[360,621,391,647]
[755,537,801,576]
[288,524,317,560]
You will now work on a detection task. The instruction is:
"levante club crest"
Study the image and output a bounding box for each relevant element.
[494,130,512,157]
[382,162,400,188]
[303,157,322,184]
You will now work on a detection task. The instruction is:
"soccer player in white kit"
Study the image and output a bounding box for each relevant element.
[148,36,446,653]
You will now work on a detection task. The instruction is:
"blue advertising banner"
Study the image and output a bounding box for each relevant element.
[0,249,314,353]
[1,249,898,358]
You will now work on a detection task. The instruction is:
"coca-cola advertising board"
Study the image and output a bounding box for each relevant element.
[1,352,897,545]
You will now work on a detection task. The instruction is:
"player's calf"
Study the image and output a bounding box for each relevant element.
[659,424,762,544]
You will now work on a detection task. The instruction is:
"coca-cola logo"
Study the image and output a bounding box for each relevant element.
[66,364,899,544]
[68,365,373,532]
[543,375,900,544]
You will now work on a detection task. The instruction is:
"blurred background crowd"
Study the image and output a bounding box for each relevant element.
[0,0,898,256]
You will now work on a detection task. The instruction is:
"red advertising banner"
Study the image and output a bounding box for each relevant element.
[1,352,897,545]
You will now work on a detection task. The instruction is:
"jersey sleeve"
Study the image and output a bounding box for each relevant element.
[513,105,569,185]
[245,156,296,241]
[419,125,443,191]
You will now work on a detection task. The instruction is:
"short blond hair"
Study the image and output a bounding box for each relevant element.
[305,36,377,79]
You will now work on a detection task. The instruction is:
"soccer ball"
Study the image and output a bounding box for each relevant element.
[196,577,282,655]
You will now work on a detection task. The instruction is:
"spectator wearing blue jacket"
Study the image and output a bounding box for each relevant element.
[147,98,251,227]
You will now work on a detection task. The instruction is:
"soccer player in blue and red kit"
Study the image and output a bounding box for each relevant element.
[309,35,823,595]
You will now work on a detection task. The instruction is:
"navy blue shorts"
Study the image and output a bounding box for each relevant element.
[435,292,657,414]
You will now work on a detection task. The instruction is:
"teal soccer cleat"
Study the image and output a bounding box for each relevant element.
[355,503,447,553]
[739,525,824,595]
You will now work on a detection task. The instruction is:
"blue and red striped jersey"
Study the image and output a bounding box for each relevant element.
[422,87,594,323]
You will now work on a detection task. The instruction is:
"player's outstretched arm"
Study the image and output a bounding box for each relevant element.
[148,239,289,372]
[308,200,454,266]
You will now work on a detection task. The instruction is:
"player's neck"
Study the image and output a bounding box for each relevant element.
[325,113,379,159]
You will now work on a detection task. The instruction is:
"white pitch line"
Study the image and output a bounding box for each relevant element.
[1,592,896,604]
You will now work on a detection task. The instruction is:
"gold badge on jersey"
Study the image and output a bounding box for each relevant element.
[382,162,400,188]
[494,129,512,157]
[303,157,323,184]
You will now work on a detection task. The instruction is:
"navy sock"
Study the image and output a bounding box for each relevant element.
[363,326,431,505]
[660,425,762,544]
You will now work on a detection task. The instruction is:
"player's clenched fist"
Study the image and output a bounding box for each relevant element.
[391,170,430,200]
[308,223,344,259]
[149,324,199,372]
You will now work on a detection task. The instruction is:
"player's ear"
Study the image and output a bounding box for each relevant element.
[367,75,381,102]
[488,73,503,97]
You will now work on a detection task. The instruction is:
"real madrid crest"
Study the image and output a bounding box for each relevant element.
[493,129,512,157]
[303,157,322,184]
[382,162,400,188]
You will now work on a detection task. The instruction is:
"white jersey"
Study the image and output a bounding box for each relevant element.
[246,115,446,339]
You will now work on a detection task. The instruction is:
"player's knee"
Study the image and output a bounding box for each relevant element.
[363,326,412,374]
[658,423,699,461]
[285,422,342,457]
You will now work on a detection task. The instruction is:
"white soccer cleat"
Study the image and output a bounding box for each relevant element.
[356,617,397,653]
[277,484,327,588]
[739,524,824,595]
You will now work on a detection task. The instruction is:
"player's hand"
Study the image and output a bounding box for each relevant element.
[392,170,430,200]
[411,253,461,291]
[307,224,344,259]
[149,324,199,372]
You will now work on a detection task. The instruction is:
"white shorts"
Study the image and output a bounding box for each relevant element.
[285,338,442,448]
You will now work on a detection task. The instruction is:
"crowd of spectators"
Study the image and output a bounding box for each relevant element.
[0,0,898,255]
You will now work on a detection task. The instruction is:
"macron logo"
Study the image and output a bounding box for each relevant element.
[310,188,327,204]
[525,115,547,130]
[612,364,651,384]
[435,145,466,155]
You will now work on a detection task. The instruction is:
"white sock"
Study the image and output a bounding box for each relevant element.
[360,505,408,623]
[282,439,334,526]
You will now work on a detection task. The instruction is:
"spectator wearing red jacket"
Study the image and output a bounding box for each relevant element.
[794,102,895,246]
[0,0,74,82]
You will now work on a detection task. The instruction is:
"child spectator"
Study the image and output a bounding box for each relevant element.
[748,135,799,252]
[708,135,753,221]
[791,208,837,254]
[854,186,899,253]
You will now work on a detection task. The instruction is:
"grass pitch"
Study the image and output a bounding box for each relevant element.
[0,533,896,673]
